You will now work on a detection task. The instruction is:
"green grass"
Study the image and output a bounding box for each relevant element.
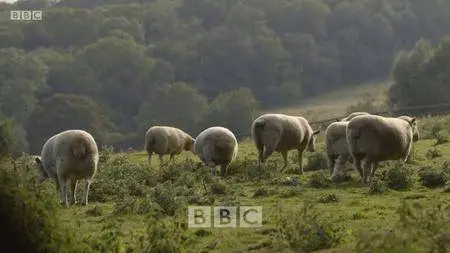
[49,125,450,252]
[5,80,450,252]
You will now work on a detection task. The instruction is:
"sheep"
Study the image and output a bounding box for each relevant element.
[144,126,195,167]
[346,114,419,184]
[34,129,99,206]
[251,113,320,175]
[193,126,238,177]
[326,112,370,181]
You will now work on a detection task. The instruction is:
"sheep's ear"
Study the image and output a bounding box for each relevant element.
[313,129,320,135]
[410,117,416,124]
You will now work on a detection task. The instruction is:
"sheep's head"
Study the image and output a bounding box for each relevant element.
[184,136,195,152]
[410,117,419,142]
[307,129,321,152]
[34,156,49,182]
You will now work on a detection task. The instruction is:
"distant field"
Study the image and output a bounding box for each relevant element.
[263,80,391,122]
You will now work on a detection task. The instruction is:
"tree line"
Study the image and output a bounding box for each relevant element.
[0,0,450,156]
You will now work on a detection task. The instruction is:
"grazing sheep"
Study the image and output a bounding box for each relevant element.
[194,126,238,177]
[144,126,195,167]
[346,114,419,184]
[326,112,370,181]
[35,129,99,206]
[339,111,370,122]
[251,113,320,175]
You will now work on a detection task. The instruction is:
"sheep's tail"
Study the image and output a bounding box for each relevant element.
[71,137,89,159]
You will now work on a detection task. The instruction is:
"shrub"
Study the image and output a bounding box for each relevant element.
[380,162,413,190]
[252,187,270,198]
[368,177,388,194]
[0,161,83,253]
[317,193,339,203]
[355,201,450,252]
[304,152,329,171]
[273,201,344,252]
[418,166,449,188]
[426,147,442,159]
[308,171,332,188]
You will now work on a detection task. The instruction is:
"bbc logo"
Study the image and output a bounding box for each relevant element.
[188,206,262,228]
[10,10,42,21]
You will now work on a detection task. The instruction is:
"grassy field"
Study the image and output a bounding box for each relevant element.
[4,81,450,252]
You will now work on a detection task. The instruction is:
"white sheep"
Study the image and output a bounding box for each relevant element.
[144,126,195,167]
[35,129,99,206]
[194,126,238,177]
[251,113,320,175]
[326,112,370,181]
[346,114,420,184]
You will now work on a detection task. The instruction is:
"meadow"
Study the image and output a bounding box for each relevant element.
[3,82,450,253]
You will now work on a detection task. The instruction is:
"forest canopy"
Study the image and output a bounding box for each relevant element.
[1,0,450,154]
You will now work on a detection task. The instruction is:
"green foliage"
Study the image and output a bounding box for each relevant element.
[304,152,329,171]
[0,115,13,159]
[368,177,388,194]
[355,201,450,253]
[379,162,414,190]
[389,37,450,108]
[273,201,344,252]
[308,171,332,188]
[0,158,81,253]
[426,147,442,159]
[205,87,259,137]
[317,193,339,203]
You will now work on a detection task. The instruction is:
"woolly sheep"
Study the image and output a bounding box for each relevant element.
[194,126,238,177]
[35,129,99,206]
[144,126,195,167]
[251,113,320,175]
[346,114,419,184]
[326,112,370,181]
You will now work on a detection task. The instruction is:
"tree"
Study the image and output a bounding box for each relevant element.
[26,93,115,154]
[205,87,259,138]
[134,82,208,136]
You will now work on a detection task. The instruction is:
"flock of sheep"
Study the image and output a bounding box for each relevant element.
[32,111,419,207]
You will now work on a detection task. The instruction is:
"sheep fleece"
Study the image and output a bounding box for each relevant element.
[194,126,238,167]
[39,129,99,180]
[145,126,194,155]
[346,115,415,161]
[251,113,314,152]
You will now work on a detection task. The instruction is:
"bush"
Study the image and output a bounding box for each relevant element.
[426,147,442,159]
[380,162,414,190]
[273,201,343,252]
[308,171,332,188]
[0,162,83,253]
[368,177,388,194]
[355,201,450,252]
[418,166,449,188]
[317,193,339,203]
[304,152,329,171]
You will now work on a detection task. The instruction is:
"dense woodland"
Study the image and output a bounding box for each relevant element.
[0,0,450,156]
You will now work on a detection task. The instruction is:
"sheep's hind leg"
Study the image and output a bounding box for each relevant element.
[70,179,78,205]
[297,149,304,175]
[82,178,91,206]
[281,151,288,171]
[362,159,373,185]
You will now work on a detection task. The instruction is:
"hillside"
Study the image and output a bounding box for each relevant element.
[264,80,391,122]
